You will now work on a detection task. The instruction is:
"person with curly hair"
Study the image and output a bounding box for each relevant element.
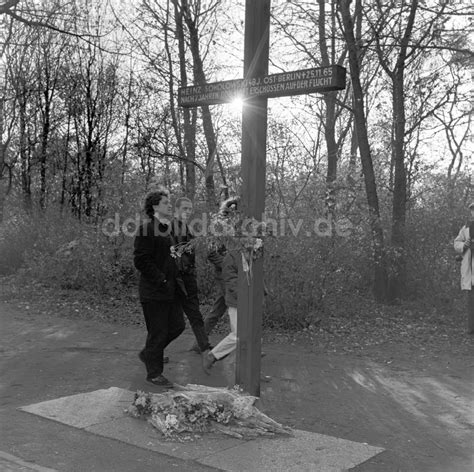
[134,189,185,387]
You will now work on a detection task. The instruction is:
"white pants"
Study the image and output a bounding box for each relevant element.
[211,306,237,360]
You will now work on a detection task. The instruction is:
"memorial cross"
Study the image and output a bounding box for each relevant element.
[178,0,346,396]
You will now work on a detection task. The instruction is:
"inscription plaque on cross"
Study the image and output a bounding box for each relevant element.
[178,0,346,396]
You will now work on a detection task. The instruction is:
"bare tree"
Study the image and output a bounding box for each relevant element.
[180,0,221,208]
[272,0,358,220]
[0,0,110,46]
[173,0,197,198]
[0,78,16,222]
[433,66,472,183]
[338,0,389,302]
[367,0,472,299]
[34,25,68,209]
[5,23,39,211]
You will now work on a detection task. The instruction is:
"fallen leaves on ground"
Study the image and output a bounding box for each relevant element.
[1,275,472,363]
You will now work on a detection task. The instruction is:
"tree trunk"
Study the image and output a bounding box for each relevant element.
[19,93,32,212]
[84,147,93,218]
[347,121,358,185]
[200,109,217,206]
[72,113,82,219]
[121,67,133,201]
[174,0,196,199]
[0,96,7,223]
[0,176,5,223]
[186,109,198,197]
[182,1,217,208]
[387,0,418,300]
[324,92,338,217]
[60,114,71,210]
[339,0,388,302]
[389,73,408,300]
[318,0,338,217]
[39,92,51,210]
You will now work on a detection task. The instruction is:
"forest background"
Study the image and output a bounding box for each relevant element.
[0,0,472,334]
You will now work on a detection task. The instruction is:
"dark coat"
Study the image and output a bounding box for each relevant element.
[207,244,227,282]
[170,218,196,275]
[133,219,180,302]
[222,250,239,308]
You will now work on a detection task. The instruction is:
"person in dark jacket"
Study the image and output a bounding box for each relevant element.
[134,190,185,387]
[169,197,212,370]
[204,245,228,332]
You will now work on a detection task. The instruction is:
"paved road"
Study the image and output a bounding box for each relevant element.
[1,301,472,471]
[0,451,58,472]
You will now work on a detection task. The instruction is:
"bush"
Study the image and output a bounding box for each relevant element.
[0,209,137,294]
[404,206,463,310]
[0,213,39,275]
[1,175,467,326]
[263,232,369,329]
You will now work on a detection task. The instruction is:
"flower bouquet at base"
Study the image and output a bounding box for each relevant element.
[126,384,292,441]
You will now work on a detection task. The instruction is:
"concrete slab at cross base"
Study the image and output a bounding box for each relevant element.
[0,451,58,472]
[19,387,134,428]
[197,429,384,472]
[18,387,384,472]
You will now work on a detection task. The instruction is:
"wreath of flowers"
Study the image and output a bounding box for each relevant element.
[127,384,291,441]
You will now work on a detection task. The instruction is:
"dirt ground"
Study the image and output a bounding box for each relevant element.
[260,344,473,471]
[1,278,473,471]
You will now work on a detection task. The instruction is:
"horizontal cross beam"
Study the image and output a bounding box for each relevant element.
[178,65,346,108]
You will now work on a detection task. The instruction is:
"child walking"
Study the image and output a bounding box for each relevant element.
[203,197,240,370]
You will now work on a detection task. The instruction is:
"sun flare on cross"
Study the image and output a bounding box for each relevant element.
[230,95,244,112]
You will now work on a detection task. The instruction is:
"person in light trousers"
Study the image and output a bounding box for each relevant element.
[202,197,241,369]
[202,247,240,369]
[454,201,474,334]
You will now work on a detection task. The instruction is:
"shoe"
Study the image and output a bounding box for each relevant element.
[139,351,169,364]
[202,350,215,375]
[146,374,174,388]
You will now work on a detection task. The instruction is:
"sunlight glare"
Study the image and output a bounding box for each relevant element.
[230,96,244,112]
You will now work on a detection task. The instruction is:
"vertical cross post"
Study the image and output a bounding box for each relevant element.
[236,0,271,397]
